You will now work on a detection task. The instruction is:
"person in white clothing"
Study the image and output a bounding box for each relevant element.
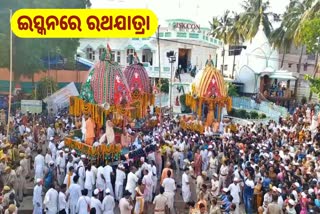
[161,170,176,213]
[64,166,76,189]
[43,184,59,214]
[96,166,106,192]
[103,164,114,197]
[48,137,57,162]
[67,176,82,214]
[47,125,55,140]
[34,150,45,181]
[119,191,133,214]
[102,188,115,214]
[76,162,86,190]
[90,189,103,214]
[125,167,139,199]
[226,177,241,214]
[150,161,158,197]
[182,167,191,203]
[45,150,53,167]
[58,184,67,214]
[81,115,86,141]
[153,187,168,214]
[33,179,43,214]
[56,150,66,185]
[76,189,91,214]
[84,165,95,197]
[219,161,229,192]
[211,173,220,198]
[115,164,126,201]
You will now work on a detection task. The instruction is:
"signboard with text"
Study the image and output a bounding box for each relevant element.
[173,22,200,31]
[21,100,43,114]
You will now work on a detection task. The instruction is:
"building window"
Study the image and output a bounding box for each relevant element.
[224,65,228,70]
[228,45,244,56]
[110,51,121,63]
[86,47,95,61]
[303,63,308,71]
[98,48,106,59]
[288,63,292,68]
[116,51,121,63]
[127,48,135,63]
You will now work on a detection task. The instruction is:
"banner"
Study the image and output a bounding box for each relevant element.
[21,100,42,114]
[43,82,79,114]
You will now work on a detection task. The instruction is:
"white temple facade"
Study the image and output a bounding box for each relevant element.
[233,24,297,98]
[77,19,221,79]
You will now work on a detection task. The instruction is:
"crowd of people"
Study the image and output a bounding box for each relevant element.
[0,103,319,214]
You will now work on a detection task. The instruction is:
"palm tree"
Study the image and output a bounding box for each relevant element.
[282,0,320,97]
[270,24,293,68]
[210,10,233,75]
[228,12,245,78]
[238,0,273,40]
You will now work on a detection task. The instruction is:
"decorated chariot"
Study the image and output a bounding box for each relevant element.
[184,55,232,133]
[67,45,155,162]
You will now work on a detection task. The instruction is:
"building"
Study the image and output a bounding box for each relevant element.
[217,28,318,102]
[78,19,222,79]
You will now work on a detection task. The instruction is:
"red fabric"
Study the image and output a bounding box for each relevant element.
[107,43,112,52]
[206,78,221,97]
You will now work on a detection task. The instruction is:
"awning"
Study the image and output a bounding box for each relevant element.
[269,74,297,80]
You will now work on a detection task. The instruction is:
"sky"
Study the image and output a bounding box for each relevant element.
[91,0,290,27]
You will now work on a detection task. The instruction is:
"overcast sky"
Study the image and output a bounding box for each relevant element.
[91,0,290,27]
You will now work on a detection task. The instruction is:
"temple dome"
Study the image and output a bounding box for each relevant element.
[238,24,279,74]
[236,24,279,93]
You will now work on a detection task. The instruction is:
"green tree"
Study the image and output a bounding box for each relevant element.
[0,0,91,80]
[270,24,292,68]
[227,83,239,97]
[302,18,320,53]
[227,12,245,78]
[270,2,294,69]
[305,74,320,100]
[34,77,58,100]
[281,0,319,97]
[210,10,233,75]
[238,0,273,40]
[302,18,320,100]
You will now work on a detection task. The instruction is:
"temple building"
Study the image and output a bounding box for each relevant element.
[232,23,297,105]
[77,19,222,79]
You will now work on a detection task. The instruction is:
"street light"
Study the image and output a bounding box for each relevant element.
[167,51,176,117]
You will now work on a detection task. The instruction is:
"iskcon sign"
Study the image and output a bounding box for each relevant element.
[173,22,200,30]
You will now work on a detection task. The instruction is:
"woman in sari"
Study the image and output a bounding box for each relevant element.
[194,149,202,176]
[134,179,145,214]
[254,178,263,212]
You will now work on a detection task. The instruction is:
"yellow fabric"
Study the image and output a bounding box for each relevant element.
[67,172,72,188]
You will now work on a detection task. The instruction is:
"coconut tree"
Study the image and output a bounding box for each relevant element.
[238,0,273,40]
[210,10,233,75]
[282,0,320,97]
[270,24,293,68]
[228,12,245,78]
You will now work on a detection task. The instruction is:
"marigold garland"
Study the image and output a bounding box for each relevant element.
[65,137,122,157]
[185,93,232,121]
